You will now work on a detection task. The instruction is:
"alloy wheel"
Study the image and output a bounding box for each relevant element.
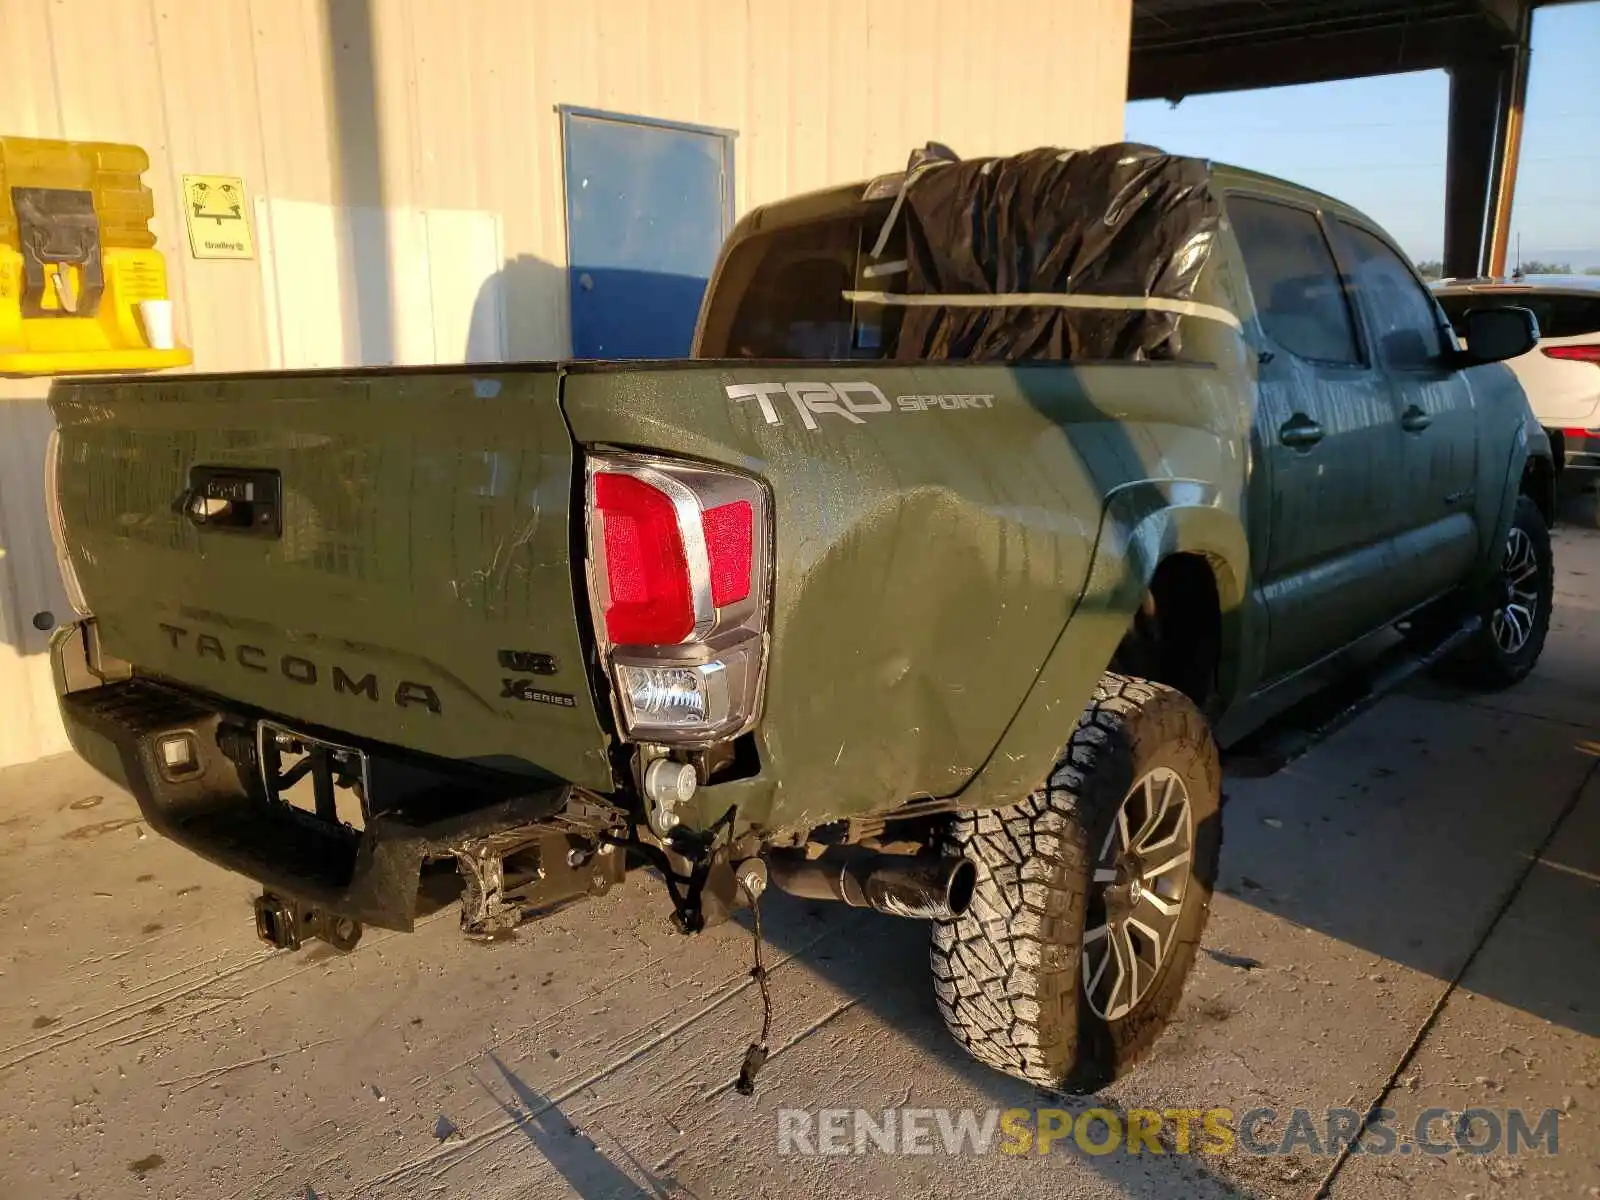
[1492,525,1541,656]
[1082,766,1194,1021]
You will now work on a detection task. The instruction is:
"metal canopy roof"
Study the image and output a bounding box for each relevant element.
[1128,0,1582,99]
[1135,0,1496,54]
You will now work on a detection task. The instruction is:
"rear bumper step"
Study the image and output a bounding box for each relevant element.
[59,678,614,932]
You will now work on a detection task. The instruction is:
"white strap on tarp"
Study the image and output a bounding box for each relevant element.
[867,158,954,260]
[843,289,1243,332]
[860,259,908,279]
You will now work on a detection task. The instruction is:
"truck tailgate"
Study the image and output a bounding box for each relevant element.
[49,367,615,788]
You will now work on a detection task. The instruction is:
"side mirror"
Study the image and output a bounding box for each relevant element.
[1457,305,1540,365]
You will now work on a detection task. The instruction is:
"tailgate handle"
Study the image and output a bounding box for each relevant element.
[182,467,283,538]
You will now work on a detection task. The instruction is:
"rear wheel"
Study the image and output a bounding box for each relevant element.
[930,674,1221,1091]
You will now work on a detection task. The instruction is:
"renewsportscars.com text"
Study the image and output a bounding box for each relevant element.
[776,1106,1561,1158]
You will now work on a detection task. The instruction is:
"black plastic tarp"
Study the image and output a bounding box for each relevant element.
[871,143,1223,362]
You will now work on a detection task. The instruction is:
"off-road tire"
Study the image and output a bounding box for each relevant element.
[930,674,1222,1091]
[1450,495,1554,690]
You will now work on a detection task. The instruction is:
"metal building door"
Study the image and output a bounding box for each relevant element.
[560,108,734,359]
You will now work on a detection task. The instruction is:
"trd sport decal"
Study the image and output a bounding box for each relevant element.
[726,382,995,430]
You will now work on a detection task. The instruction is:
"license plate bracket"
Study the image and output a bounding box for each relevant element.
[256,720,372,830]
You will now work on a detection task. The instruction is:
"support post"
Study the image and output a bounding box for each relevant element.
[1443,59,1503,280]
[1486,5,1534,278]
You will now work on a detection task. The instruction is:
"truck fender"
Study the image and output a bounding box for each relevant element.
[951,479,1248,811]
[1484,418,1537,584]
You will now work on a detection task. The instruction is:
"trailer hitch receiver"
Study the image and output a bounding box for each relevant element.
[254,891,364,953]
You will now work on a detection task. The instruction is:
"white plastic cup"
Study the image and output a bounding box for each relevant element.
[138,299,175,350]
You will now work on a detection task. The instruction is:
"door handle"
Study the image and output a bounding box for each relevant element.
[1400,405,1432,433]
[1279,414,1325,449]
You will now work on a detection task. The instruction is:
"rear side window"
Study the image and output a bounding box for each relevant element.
[1338,223,1446,368]
[695,216,894,359]
[1228,195,1361,366]
[1435,290,1600,340]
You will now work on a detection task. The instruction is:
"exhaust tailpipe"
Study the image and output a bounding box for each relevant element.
[765,850,977,920]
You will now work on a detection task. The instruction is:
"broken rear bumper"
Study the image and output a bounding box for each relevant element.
[53,628,576,932]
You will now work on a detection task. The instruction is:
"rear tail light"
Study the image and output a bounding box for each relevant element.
[584,453,771,744]
[1542,344,1600,366]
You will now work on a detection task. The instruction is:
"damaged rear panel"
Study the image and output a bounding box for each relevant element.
[580,144,1244,831]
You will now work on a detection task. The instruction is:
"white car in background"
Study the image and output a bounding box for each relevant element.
[1433,276,1600,492]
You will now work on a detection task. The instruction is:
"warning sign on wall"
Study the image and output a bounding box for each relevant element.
[181,174,255,259]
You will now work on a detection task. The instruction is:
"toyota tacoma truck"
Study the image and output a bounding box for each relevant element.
[44,143,1555,1092]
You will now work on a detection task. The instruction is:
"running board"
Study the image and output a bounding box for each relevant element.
[1222,616,1481,778]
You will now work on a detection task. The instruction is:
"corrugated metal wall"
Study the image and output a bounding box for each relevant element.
[0,0,1131,766]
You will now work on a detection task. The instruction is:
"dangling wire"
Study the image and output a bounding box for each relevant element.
[734,875,772,1096]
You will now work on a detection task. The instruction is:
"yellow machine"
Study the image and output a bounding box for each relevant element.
[0,136,191,375]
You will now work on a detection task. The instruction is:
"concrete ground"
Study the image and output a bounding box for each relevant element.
[3,528,1599,1200]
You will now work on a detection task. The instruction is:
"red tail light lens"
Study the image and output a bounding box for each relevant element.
[1542,344,1600,366]
[593,473,694,645]
[702,500,753,607]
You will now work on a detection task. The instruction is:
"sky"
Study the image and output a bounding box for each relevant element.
[1124,0,1600,269]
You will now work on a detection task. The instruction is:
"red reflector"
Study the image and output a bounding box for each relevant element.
[702,500,754,607]
[1561,428,1594,441]
[1543,344,1600,365]
[594,473,693,644]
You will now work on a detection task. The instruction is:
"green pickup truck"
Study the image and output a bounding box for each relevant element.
[45,143,1554,1092]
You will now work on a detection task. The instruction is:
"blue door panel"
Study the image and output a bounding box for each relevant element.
[563,112,731,359]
